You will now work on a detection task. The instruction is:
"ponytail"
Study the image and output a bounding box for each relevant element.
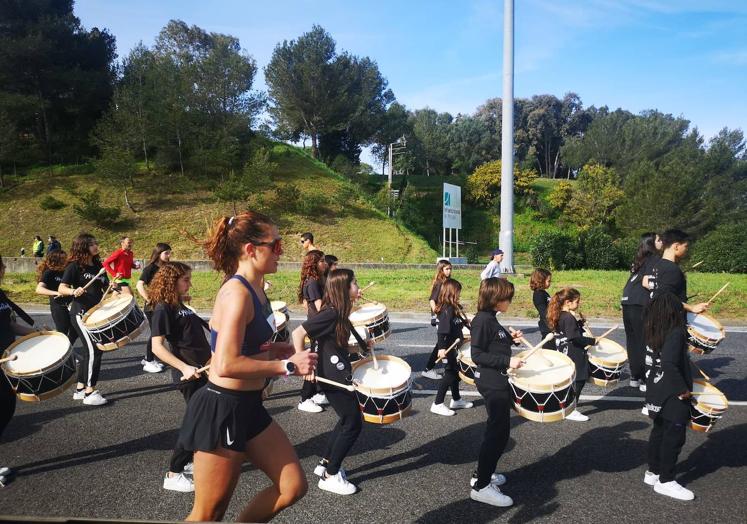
[547,287,581,331]
[202,211,275,277]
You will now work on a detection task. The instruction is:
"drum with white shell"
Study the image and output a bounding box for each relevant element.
[351,355,412,424]
[349,302,391,343]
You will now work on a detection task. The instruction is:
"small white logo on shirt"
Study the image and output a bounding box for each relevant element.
[226,427,234,446]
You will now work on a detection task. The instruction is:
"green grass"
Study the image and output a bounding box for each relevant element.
[6,268,745,320]
[0,142,437,263]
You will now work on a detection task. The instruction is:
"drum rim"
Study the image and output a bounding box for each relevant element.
[457,371,476,385]
[1,331,73,377]
[692,379,729,410]
[588,338,628,366]
[349,302,388,326]
[509,349,576,392]
[351,354,411,396]
[687,312,725,343]
[16,373,77,402]
[513,402,576,423]
[95,319,147,351]
[361,403,412,424]
[82,294,136,328]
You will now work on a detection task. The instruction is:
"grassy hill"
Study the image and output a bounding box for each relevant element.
[0,143,437,263]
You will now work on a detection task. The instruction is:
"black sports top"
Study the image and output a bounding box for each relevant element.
[210,275,274,357]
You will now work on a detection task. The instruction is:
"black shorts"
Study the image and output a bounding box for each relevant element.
[177,382,272,453]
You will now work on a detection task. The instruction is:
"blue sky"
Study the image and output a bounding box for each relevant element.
[76,0,746,158]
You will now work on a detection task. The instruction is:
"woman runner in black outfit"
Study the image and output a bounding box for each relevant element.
[149,261,210,493]
[469,277,524,507]
[137,242,172,373]
[177,211,316,522]
[642,292,695,501]
[547,287,599,422]
[530,268,554,349]
[58,233,110,406]
[292,268,370,495]
[422,259,452,379]
[35,250,75,343]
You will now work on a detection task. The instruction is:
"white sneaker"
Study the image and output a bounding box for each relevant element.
[312,393,329,405]
[470,473,507,488]
[643,471,659,486]
[639,383,647,392]
[163,472,194,492]
[566,409,589,422]
[82,390,107,406]
[183,462,193,474]
[318,471,356,495]
[143,360,163,373]
[314,462,346,479]
[450,399,474,410]
[430,402,455,416]
[298,399,323,413]
[470,484,513,507]
[654,480,694,501]
[421,369,441,380]
[641,406,649,416]
[629,379,641,388]
[73,388,86,400]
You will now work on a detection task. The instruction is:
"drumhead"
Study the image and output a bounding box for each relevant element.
[692,379,728,410]
[350,302,387,324]
[271,300,287,312]
[511,349,575,391]
[458,342,474,365]
[348,326,368,345]
[3,332,71,375]
[273,311,287,330]
[352,355,410,391]
[85,294,134,326]
[588,338,628,365]
[687,313,724,341]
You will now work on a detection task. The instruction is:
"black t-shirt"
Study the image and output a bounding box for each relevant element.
[302,306,352,387]
[648,258,687,303]
[621,256,658,307]
[436,304,464,340]
[0,289,15,351]
[470,310,514,391]
[151,303,211,369]
[303,278,324,319]
[139,263,160,285]
[61,261,108,311]
[645,327,693,423]
[533,289,551,333]
[429,281,446,303]
[555,312,593,381]
[41,269,70,306]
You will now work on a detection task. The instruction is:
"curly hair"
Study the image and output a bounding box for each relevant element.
[644,292,685,353]
[149,262,192,307]
[529,268,552,291]
[546,287,582,331]
[36,250,68,282]
[298,250,325,303]
[67,233,99,268]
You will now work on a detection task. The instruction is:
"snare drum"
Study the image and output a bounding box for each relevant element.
[82,294,146,351]
[272,311,290,343]
[1,331,76,402]
[351,355,412,424]
[509,349,577,423]
[686,312,725,355]
[456,341,476,385]
[349,302,390,343]
[689,379,728,432]
[587,338,628,387]
[271,301,290,320]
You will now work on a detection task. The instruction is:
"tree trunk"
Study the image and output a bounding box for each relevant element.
[426,158,430,177]
[37,90,52,173]
[124,187,137,213]
[310,133,319,159]
[176,127,185,177]
[552,149,561,178]
[0,164,4,187]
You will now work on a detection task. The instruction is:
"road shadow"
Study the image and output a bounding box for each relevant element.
[678,422,747,485]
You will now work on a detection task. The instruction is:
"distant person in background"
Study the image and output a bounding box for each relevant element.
[530,268,554,349]
[46,236,61,254]
[32,235,44,263]
[137,242,173,374]
[103,236,141,296]
[301,232,318,253]
[480,249,504,280]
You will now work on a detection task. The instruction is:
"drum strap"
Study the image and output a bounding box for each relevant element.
[0,290,34,326]
[348,320,368,353]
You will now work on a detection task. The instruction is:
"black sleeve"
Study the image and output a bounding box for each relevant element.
[61,263,79,287]
[436,306,454,335]
[660,328,689,395]
[139,264,156,284]
[471,316,511,370]
[533,290,548,320]
[429,283,441,303]
[302,307,337,340]
[41,270,57,289]
[304,279,323,302]
[560,314,595,347]
[150,304,173,339]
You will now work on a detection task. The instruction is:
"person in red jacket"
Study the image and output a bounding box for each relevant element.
[103,236,141,296]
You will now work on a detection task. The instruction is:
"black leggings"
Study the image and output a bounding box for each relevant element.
[169,376,207,473]
[425,342,439,371]
[322,389,363,475]
[575,380,586,400]
[622,305,646,381]
[144,309,154,362]
[435,336,461,405]
[70,307,104,388]
[0,376,16,439]
[474,388,511,490]
[50,301,77,346]
[648,416,687,483]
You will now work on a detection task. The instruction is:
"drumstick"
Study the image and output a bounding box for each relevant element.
[180,364,210,381]
[508,328,554,366]
[438,338,462,361]
[707,282,730,305]
[687,260,704,271]
[314,375,356,392]
[359,281,376,294]
[55,267,107,299]
[596,324,619,341]
[370,344,379,370]
[695,366,710,381]
[0,355,18,365]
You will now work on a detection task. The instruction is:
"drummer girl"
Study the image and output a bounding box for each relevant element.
[469,277,524,507]
[291,268,370,495]
[35,249,76,344]
[546,287,599,422]
[430,278,473,416]
[178,211,317,522]
[58,233,111,406]
[529,268,554,349]
[422,259,452,380]
[297,249,329,413]
[642,292,695,501]
[149,261,211,493]
[136,242,172,373]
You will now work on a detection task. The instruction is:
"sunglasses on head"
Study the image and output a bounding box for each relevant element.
[252,238,283,254]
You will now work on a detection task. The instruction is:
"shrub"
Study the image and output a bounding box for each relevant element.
[275,183,301,212]
[464,243,481,264]
[690,222,747,273]
[39,195,66,210]
[73,190,121,227]
[580,227,621,269]
[465,160,538,208]
[529,230,583,270]
[298,193,329,215]
[547,180,574,212]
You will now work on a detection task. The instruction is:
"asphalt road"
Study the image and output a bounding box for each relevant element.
[1,315,745,523]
